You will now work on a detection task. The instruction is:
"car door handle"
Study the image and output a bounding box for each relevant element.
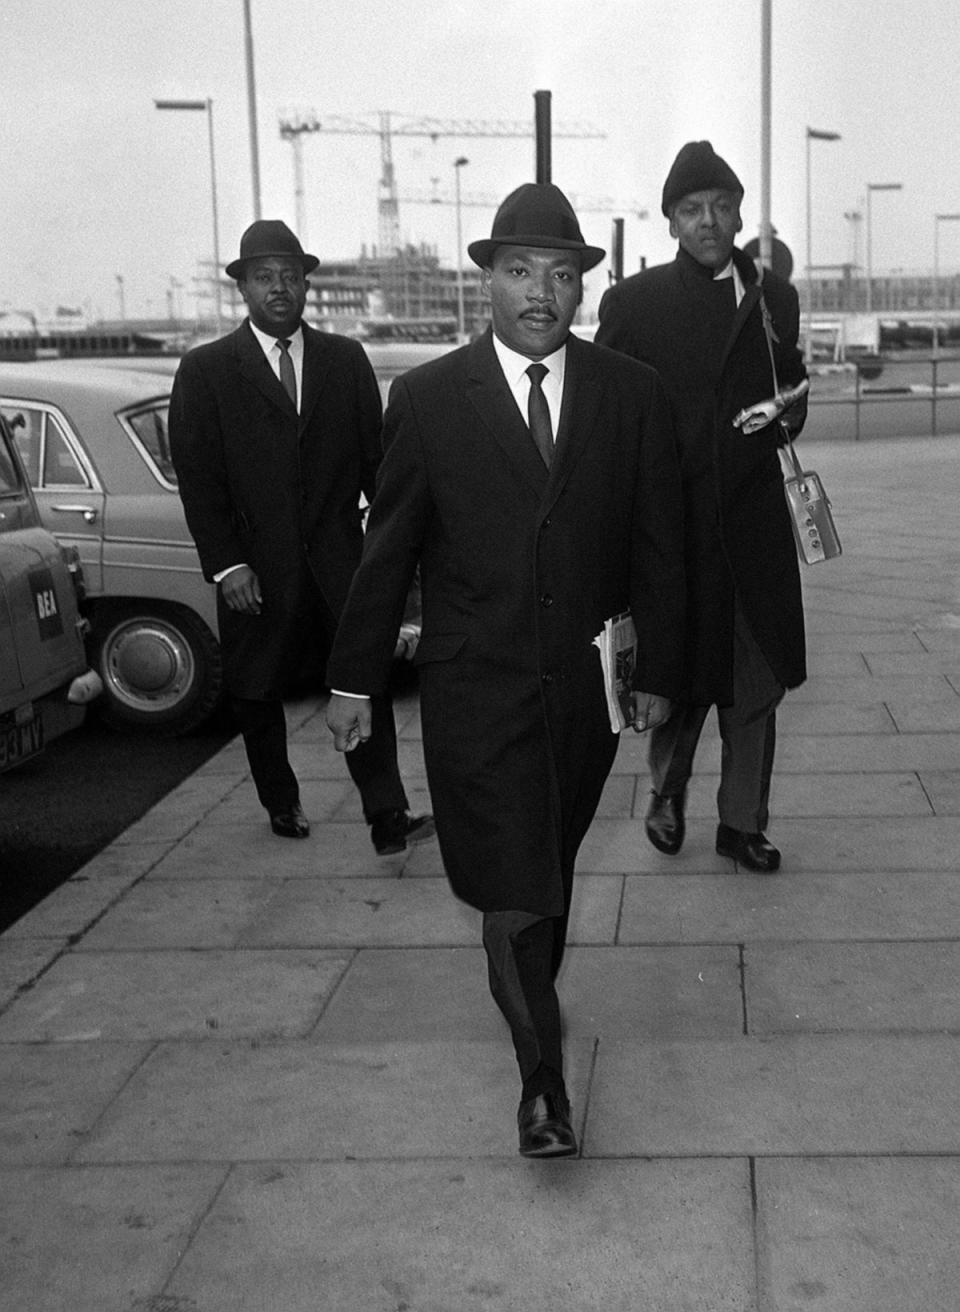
[51,504,99,524]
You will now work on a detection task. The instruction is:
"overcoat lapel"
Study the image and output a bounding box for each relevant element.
[235,319,299,419]
[298,325,333,434]
[543,334,601,513]
[465,331,549,497]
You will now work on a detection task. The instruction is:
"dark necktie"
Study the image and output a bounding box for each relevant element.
[277,338,297,409]
[526,362,553,469]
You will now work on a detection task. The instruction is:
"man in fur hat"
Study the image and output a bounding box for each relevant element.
[325,183,685,1157]
[597,141,809,875]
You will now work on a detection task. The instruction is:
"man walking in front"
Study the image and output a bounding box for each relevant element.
[326,184,685,1156]
[598,141,808,873]
[170,219,432,854]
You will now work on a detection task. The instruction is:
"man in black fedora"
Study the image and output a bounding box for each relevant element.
[325,184,685,1156]
[597,141,808,874]
[170,218,433,853]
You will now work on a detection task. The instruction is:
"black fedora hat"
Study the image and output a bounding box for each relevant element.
[468,183,605,271]
[225,219,319,279]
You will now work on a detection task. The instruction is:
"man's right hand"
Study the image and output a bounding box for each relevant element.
[220,565,262,614]
[326,694,373,753]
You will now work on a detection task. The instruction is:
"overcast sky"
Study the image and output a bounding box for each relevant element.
[1,0,954,321]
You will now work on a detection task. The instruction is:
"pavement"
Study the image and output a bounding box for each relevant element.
[3,433,960,1312]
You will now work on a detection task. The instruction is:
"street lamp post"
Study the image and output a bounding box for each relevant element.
[865,182,903,314]
[454,156,469,342]
[933,212,960,353]
[154,98,223,335]
[805,127,841,361]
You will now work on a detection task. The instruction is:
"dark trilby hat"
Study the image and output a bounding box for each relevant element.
[661,141,744,215]
[225,219,319,279]
[468,183,605,271]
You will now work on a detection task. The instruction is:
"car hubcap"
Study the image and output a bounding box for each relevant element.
[103,619,195,713]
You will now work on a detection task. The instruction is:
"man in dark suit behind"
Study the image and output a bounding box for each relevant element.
[597,141,808,874]
[325,185,686,1157]
[169,219,433,853]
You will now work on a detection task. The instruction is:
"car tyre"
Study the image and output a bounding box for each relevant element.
[89,601,223,736]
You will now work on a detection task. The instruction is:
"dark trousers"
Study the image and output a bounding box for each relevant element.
[232,692,409,820]
[482,909,566,1101]
[649,599,784,832]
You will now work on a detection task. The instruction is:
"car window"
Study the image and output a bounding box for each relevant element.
[0,431,20,493]
[123,402,176,487]
[1,404,88,490]
[1,406,41,485]
[43,413,87,486]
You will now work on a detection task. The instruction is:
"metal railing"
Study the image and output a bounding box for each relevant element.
[806,353,960,441]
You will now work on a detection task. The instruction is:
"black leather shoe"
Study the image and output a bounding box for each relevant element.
[517,1091,578,1158]
[716,823,780,873]
[269,803,310,839]
[645,790,686,855]
[370,809,436,855]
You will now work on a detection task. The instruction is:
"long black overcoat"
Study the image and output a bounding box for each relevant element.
[597,246,807,704]
[327,329,686,916]
[169,320,382,699]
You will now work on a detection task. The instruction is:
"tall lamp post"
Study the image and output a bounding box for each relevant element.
[453,156,469,342]
[865,182,902,314]
[154,98,223,335]
[933,212,960,353]
[804,127,841,361]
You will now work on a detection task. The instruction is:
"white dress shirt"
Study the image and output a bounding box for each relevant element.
[491,333,566,438]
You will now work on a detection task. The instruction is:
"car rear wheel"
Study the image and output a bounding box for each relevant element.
[89,602,223,736]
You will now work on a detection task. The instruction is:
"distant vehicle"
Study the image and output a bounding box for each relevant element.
[0,411,100,773]
[0,360,221,736]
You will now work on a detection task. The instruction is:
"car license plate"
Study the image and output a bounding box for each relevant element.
[0,713,44,772]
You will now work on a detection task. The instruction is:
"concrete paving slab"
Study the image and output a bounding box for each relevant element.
[587,1034,960,1156]
[887,697,960,731]
[2,875,141,942]
[74,876,282,950]
[756,1156,960,1312]
[194,777,355,825]
[313,946,504,1043]
[0,1163,227,1312]
[746,940,960,1033]
[237,874,481,948]
[165,1158,756,1312]
[115,773,244,844]
[619,871,960,944]
[65,841,172,878]
[0,1041,151,1165]
[595,771,638,815]
[73,1038,595,1163]
[144,822,416,879]
[776,731,960,772]
[805,650,871,676]
[786,672,956,703]
[765,769,931,816]
[807,629,928,652]
[0,949,352,1043]
[0,938,66,1008]
[776,700,897,734]
[561,944,743,1039]
[919,769,960,814]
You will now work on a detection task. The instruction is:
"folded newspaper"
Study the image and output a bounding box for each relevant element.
[593,611,638,733]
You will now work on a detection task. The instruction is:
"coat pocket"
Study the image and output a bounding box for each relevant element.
[413,631,468,666]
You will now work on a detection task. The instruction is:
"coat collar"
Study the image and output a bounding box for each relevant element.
[464,328,602,513]
[234,319,332,429]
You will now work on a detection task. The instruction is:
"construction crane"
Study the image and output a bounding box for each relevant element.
[278,110,605,254]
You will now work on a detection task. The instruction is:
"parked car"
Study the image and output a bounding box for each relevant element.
[0,345,454,736]
[0,411,101,773]
[0,360,220,736]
